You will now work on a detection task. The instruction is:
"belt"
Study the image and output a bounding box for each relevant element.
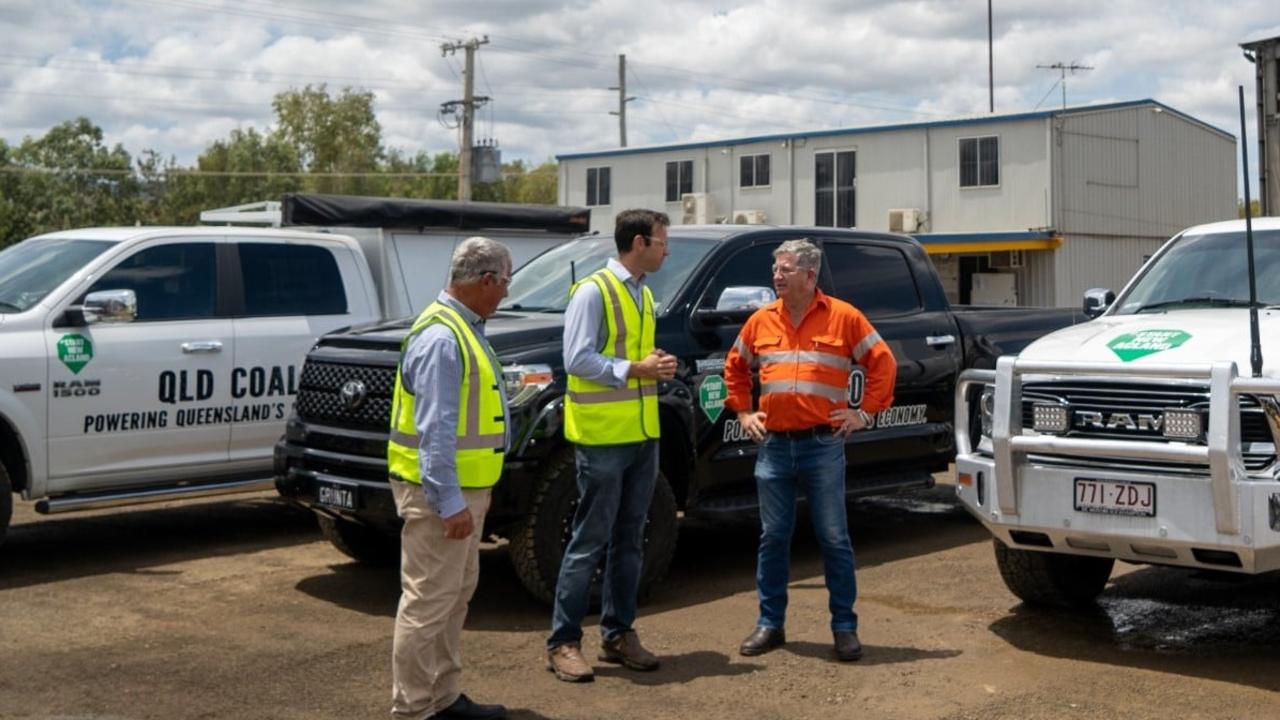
[772,425,835,439]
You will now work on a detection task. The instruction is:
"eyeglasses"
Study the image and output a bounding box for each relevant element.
[643,235,668,247]
[771,265,803,276]
[485,270,513,286]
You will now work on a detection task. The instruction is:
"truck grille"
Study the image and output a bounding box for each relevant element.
[295,360,397,431]
[1021,380,1276,472]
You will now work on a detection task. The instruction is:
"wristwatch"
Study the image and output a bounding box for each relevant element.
[855,409,872,426]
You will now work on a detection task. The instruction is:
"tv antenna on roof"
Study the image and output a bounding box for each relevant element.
[1036,61,1093,109]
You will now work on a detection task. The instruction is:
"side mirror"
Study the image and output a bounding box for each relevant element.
[1082,288,1114,319]
[715,286,775,311]
[690,286,776,330]
[82,289,137,324]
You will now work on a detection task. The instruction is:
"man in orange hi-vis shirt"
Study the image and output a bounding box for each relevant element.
[723,238,896,663]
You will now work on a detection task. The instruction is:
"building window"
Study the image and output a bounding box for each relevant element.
[586,166,611,206]
[740,154,771,188]
[815,150,856,228]
[665,159,693,202]
[959,136,999,188]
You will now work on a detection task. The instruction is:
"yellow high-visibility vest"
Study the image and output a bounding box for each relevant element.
[387,302,505,487]
[564,268,660,445]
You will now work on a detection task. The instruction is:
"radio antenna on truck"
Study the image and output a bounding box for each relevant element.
[1240,85,1263,378]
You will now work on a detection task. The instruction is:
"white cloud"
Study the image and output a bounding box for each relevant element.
[0,0,1272,192]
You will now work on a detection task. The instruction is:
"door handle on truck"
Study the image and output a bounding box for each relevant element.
[181,341,224,354]
[925,334,956,347]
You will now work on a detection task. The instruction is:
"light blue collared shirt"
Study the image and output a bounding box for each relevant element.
[563,258,648,387]
[401,291,510,517]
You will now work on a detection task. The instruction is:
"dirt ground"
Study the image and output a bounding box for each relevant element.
[3,476,1280,720]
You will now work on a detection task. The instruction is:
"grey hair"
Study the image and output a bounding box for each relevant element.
[773,239,822,272]
[449,236,512,285]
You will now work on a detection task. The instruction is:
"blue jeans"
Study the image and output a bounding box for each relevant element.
[754,432,858,633]
[548,440,658,648]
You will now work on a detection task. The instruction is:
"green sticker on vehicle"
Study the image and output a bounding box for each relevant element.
[1107,329,1191,362]
[57,333,94,374]
[699,375,726,423]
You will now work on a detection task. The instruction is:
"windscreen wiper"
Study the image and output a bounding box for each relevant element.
[1132,296,1255,313]
[499,303,555,312]
[0,301,21,312]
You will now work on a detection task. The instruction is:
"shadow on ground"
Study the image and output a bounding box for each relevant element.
[294,483,987,633]
[0,495,320,591]
[990,564,1280,692]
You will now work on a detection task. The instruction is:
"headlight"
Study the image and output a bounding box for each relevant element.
[502,363,554,408]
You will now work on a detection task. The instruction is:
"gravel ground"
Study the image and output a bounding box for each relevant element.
[2,477,1279,719]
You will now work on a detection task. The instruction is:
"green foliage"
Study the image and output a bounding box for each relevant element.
[0,88,560,249]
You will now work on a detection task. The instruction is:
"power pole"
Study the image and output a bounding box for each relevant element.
[1036,61,1093,109]
[987,0,994,113]
[441,36,490,201]
[608,54,636,147]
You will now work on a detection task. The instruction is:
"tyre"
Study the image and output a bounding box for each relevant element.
[318,513,399,567]
[0,462,11,550]
[509,447,679,606]
[993,538,1113,608]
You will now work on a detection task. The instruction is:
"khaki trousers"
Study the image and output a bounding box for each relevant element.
[390,480,491,720]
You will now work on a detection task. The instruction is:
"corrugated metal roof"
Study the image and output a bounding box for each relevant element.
[556,99,1233,161]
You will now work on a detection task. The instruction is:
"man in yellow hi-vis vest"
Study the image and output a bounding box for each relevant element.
[547,209,677,683]
[388,237,512,720]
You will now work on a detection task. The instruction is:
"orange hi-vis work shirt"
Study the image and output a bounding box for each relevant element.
[724,289,897,432]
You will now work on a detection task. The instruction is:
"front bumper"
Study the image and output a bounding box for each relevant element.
[956,452,1280,573]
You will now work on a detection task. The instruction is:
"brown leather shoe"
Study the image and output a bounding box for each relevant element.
[738,626,785,656]
[834,630,863,662]
[598,631,660,671]
[547,643,595,682]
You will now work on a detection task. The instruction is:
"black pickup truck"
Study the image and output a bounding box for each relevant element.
[275,225,1085,603]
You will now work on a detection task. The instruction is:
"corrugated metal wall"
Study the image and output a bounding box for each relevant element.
[1052,235,1166,306]
[1050,104,1236,306]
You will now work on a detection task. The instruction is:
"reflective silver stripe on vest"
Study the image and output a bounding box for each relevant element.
[757,349,852,371]
[852,331,882,363]
[390,429,419,447]
[567,383,658,404]
[456,433,506,450]
[593,272,629,359]
[733,336,755,366]
[760,379,847,403]
[433,310,504,448]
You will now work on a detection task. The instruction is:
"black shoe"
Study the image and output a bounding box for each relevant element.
[834,631,862,662]
[738,626,786,656]
[429,693,506,720]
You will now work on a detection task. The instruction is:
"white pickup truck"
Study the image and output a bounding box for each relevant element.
[955,217,1280,607]
[0,195,588,547]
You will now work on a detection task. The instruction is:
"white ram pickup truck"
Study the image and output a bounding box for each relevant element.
[0,195,589,548]
[955,217,1280,607]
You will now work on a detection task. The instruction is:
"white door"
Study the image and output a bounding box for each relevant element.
[46,239,234,493]
[229,239,363,464]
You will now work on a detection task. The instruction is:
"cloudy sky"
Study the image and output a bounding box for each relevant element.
[1,0,1276,191]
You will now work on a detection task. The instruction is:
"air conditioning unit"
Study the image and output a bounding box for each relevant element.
[731,210,768,225]
[888,208,921,233]
[682,192,712,224]
[988,250,1026,269]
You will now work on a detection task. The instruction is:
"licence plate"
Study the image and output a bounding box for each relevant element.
[316,478,359,511]
[1073,477,1155,517]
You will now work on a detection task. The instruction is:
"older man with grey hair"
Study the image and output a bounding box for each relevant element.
[388,236,513,720]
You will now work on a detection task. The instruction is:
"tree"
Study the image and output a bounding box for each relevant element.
[190,128,302,212]
[0,118,142,247]
[272,85,383,195]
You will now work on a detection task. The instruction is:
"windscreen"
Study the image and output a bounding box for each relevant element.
[501,235,716,314]
[0,238,116,313]
[1113,229,1280,315]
